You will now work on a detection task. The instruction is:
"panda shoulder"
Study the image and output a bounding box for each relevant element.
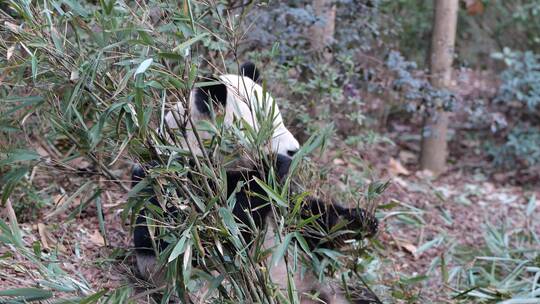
[219,74,257,88]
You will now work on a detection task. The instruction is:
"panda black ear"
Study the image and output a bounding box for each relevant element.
[240,61,260,82]
[194,80,228,115]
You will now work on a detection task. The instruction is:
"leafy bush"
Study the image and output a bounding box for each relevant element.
[487,126,540,167]
[485,48,540,167]
[266,59,368,139]
[493,48,540,110]
[482,0,540,53]
[379,0,433,64]
[386,51,455,113]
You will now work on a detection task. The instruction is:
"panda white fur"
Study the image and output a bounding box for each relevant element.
[132,62,378,303]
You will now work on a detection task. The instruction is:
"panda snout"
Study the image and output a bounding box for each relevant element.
[287,149,298,157]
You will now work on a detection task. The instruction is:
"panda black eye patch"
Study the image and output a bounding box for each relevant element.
[194,80,228,115]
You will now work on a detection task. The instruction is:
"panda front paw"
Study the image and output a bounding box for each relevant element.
[352,208,379,239]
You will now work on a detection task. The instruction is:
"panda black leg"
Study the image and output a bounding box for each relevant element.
[131,163,164,283]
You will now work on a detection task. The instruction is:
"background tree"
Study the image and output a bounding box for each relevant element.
[309,0,336,62]
[306,0,337,133]
[419,0,459,174]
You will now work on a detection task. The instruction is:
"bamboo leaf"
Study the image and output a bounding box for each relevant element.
[415,236,444,256]
[219,207,240,239]
[172,33,208,54]
[134,58,153,77]
[95,194,107,247]
[271,233,293,267]
[293,232,312,258]
[526,194,537,217]
[0,149,39,166]
[253,177,288,207]
[168,235,188,263]
[0,288,53,301]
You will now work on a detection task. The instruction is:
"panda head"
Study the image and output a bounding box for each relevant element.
[189,62,300,157]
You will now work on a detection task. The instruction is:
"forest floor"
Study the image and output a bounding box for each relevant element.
[2,133,537,303]
[1,72,539,303]
[359,127,540,302]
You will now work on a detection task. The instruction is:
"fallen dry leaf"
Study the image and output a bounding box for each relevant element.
[333,158,345,165]
[53,194,66,207]
[37,223,52,250]
[70,70,80,82]
[389,157,410,176]
[392,176,409,188]
[35,146,49,158]
[89,230,105,247]
[6,45,15,61]
[400,241,418,258]
[68,157,91,169]
[4,21,20,33]
[416,169,434,179]
[37,223,67,253]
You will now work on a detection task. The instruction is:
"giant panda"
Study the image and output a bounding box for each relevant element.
[132,62,379,303]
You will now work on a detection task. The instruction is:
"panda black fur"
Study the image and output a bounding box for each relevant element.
[132,63,378,303]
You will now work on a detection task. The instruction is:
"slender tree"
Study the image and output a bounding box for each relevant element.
[302,0,337,144]
[420,0,459,175]
[309,0,336,62]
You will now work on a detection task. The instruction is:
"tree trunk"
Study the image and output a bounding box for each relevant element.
[309,0,336,62]
[298,0,337,145]
[420,0,458,175]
